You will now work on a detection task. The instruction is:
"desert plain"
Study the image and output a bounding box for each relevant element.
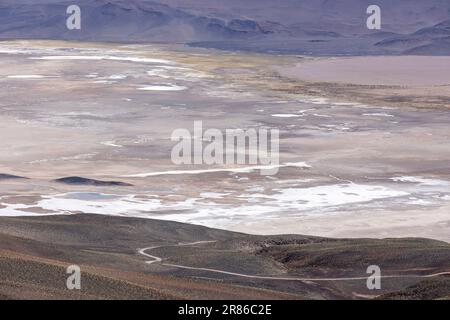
[0,40,450,299]
[1,41,450,239]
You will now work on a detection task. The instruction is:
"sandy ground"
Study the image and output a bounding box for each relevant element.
[277,56,450,110]
[236,203,450,241]
[279,56,450,86]
[0,40,449,242]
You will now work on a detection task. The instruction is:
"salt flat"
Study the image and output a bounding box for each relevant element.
[0,40,449,241]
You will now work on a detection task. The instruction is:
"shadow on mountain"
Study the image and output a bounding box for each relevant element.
[1,0,450,55]
[54,176,133,187]
[0,174,28,180]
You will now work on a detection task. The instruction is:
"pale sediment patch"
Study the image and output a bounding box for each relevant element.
[28,153,97,164]
[30,55,174,65]
[408,198,433,206]
[308,98,329,105]
[92,80,117,84]
[180,183,410,229]
[122,162,311,178]
[278,56,450,86]
[363,113,395,117]
[312,113,331,118]
[0,49,24,54]
[34,193,197,216]
[230,203,450,241]
[7,75,58,79]
[108,74,127,80]
[0,202,61,217]
[390,176,450,187]
[147,66,211,81]
[0,182,444,236]
[246,183,409,209]
[271,114,303,118]
[200,192,230,199]
[138,84,187,91]
[101,141,123,148]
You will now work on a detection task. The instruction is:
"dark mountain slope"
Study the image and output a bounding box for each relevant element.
[1,0,449,54]
[0,214,449,299]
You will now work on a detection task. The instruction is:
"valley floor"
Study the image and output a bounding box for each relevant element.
[0,40,449,241]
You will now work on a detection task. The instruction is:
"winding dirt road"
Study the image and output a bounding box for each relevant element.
[138,241,450,282]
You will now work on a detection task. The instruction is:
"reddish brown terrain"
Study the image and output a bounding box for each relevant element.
[1,214,449,300]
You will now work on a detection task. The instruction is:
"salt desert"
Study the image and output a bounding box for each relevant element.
[0,40,450,242]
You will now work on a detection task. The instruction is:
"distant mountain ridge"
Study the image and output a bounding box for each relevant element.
[0,0,450,55]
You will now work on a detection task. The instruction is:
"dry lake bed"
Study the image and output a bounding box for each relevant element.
[1,40,450,241]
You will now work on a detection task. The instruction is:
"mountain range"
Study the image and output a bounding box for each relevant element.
[1,1,450,54]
